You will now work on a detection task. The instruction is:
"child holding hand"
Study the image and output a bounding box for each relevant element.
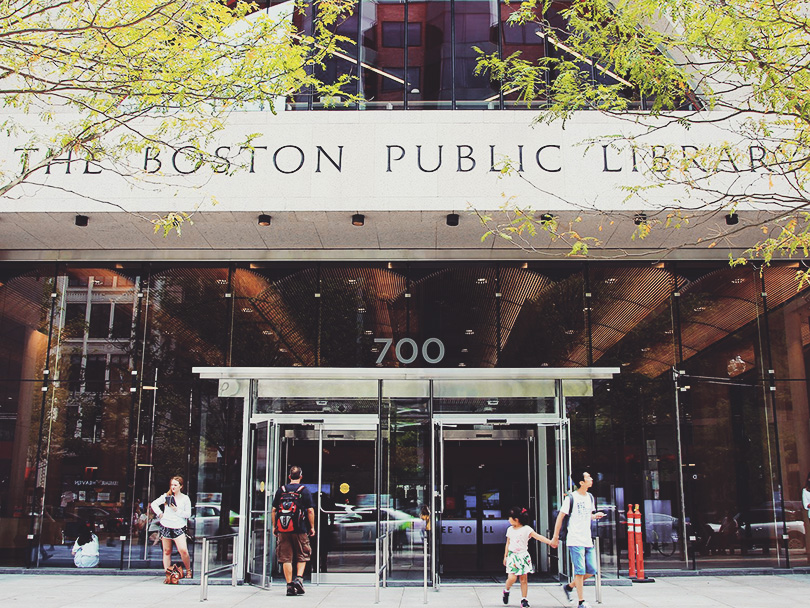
[503,507,554,608]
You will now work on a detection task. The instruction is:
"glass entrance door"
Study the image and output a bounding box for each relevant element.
[245,415,381,586]
[246,419,275,587]
[434,420,565,583]
[278,422,379,583]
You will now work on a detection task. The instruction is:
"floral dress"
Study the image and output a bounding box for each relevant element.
[505,524,535,575]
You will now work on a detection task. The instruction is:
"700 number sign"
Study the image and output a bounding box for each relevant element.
[374,338,445,365]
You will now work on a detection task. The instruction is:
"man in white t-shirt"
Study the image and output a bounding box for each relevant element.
[551,468,605,608]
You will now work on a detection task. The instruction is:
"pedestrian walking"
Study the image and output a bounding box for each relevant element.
[150,475,192,580]
[502,507,554,608]
[803,471,810,514]
[551,468,605,608]
[271,465,315,596]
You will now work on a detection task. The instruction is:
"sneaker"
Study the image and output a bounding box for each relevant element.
[286,583,296,596]
[579,602,591,608]
[502,590,510,605]
[562,584,573,602]
[521,600,530,608]
[292,577,305,595]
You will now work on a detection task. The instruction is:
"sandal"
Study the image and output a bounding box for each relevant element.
[186,570,193,579]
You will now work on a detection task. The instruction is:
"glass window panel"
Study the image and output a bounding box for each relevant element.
[381,67,420,92]
[674,265,781,567]
[195,380,243,540]
[453,1,498,106]
[31,266,136,570]
[381,21,422,47]
[88,303,111,339]
[111,303,133,339]
[498,264,587,368]
[85,354,106,393]
[762,264,810,566]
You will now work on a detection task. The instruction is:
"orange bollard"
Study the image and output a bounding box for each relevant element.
[634,504,654,582]
[626,505,636,578]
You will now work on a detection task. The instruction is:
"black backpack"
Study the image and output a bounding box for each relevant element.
[559,492,595,542]
[275,484,307,533]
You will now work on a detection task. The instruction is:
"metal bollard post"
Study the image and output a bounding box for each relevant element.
[594,536,602,604]
[200,538,209,602]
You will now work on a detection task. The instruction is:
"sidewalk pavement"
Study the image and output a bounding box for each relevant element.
[1,573,809,608]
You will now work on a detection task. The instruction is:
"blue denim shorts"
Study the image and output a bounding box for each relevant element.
[569,545,598,576]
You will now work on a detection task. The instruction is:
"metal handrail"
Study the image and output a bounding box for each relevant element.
[374,531,391,604]
[200,532,238,602]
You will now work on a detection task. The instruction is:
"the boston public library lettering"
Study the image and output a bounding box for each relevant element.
[1,0,809,584]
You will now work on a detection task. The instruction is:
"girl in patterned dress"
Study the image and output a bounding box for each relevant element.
[502,507,554,608]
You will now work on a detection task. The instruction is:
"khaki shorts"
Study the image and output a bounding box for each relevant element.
[276,532,311,564]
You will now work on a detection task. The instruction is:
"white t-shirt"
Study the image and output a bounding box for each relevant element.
[561,491,595,547]
[803,487,810,512]
[506,524,534,554]
[72,534,99,557]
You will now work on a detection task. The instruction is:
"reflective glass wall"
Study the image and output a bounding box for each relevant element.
[0,261,808,571]
[281,0,667,110]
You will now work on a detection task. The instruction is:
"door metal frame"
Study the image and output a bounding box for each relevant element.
[199,367,619,585]
[245,413,379,586]
[244,419,275,587]
[432,414,569,582]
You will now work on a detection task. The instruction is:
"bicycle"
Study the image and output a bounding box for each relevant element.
[650,529,678,557]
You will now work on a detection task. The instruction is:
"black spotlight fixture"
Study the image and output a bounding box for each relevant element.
[725,213,739,225]
[352,213,365,227]
[75,214,89,227]
[446,213,460,226]
[633,212,647,226]
[257,214,272,226]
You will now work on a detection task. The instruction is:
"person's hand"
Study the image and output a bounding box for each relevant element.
[503,557,507,567]
[594,511,605,520]
[309,528,316,537]
[550,537,559,549]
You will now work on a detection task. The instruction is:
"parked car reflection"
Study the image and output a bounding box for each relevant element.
[705,506,806,552]
[191,503,238,537]
[332,507,421,549]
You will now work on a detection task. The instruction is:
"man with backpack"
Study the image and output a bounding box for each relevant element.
[271,465,315,596]
[550,468,605,608]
